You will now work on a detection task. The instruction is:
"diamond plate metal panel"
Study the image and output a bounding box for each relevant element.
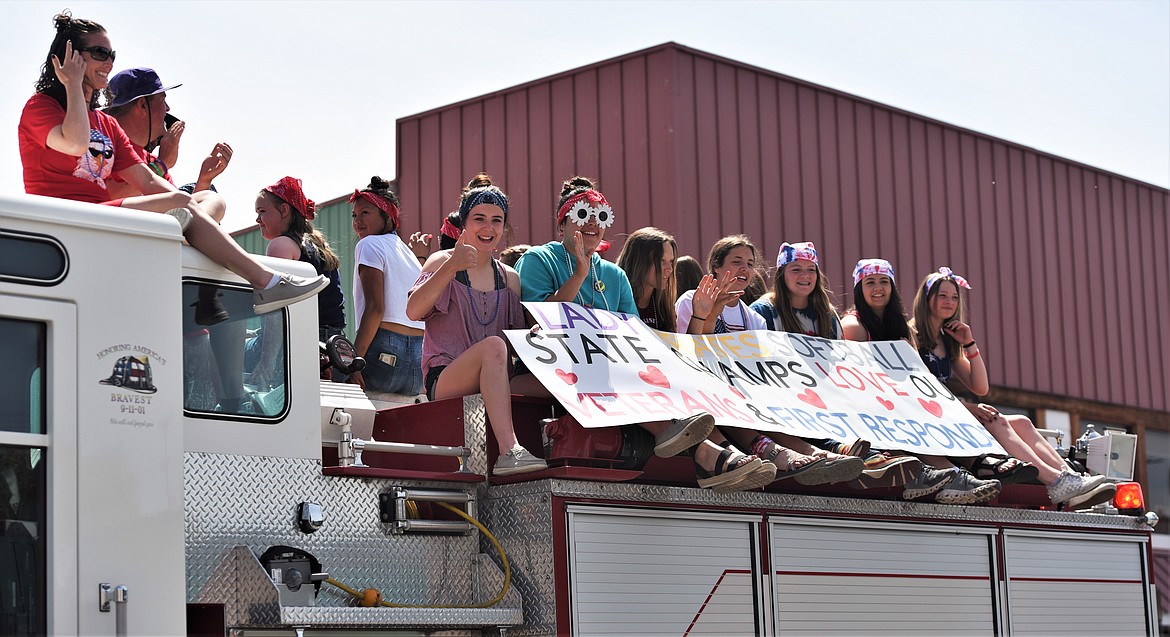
[461,394,489,476]
[481,483,557,636]
[184,451,520,629]
[193,546,281,626]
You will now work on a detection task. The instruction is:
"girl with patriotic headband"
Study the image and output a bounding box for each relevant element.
[841,258,909,343]
[843,259,1000,504]
[753,243,924,491]
[750,241,842,338]
[405,173,547,475]
[912,267,1116,509]
[349,176,426,395]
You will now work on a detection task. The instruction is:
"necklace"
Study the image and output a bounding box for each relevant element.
[464,260,502,326]
[562,246,609,310]
[639,289,660,328]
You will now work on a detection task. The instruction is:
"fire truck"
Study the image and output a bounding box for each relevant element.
[0,193,1160,636]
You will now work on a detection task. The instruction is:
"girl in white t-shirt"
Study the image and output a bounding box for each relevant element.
[349,176,429,395]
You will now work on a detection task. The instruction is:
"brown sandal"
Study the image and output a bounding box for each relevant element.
[696,446,764,490]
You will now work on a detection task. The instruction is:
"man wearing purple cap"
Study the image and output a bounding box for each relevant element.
[104,67,232,217]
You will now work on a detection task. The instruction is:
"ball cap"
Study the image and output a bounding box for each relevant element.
[107,68,182,109]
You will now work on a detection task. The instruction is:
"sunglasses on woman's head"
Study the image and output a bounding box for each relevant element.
[78,45,116,62]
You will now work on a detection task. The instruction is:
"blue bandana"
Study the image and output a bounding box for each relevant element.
[458,187,509,222]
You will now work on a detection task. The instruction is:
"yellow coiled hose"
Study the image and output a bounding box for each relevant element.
[326,501,511,608]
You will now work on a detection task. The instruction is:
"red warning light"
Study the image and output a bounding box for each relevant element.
[1113,482,1144,511]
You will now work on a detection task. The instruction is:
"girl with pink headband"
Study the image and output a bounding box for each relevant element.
[842,259,1000,504]
[912,267,1116,509]
[349,176,426,395]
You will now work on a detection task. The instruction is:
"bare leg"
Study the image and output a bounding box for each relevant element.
[192,190,227,224]
[509,373,552,399]
[981,415,1063,484]
[120,193,275,288]
[693,440,726,471]
[208,320,246,404]
[720,427,819,471]
[433,336,520,452]
[1005,414,1066,471]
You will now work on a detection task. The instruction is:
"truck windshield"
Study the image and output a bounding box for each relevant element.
[181,282,288,419]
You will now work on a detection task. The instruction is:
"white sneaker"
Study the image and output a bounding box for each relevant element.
[493,446,548,476]
[1066,481,1118,510]
[253,273,329,315]
[1049,471,1115,507]
[165,207,193,232]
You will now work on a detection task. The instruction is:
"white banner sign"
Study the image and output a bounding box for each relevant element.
[507,303,1005,457]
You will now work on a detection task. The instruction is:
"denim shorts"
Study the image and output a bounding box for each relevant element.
[364,328,423,395]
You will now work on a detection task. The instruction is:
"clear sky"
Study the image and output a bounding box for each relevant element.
[4,0,1167,232]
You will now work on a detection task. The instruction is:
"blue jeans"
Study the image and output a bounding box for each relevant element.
[364,328,423,395]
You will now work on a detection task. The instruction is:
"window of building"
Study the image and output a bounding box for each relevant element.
[1145,430,1169,536]
[182,282,289,419]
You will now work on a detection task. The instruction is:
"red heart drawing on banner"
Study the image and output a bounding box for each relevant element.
[638,365,671,389]
[797,388,826,409]
[918,397,943,418]
[555,369,578,385]
[729,386,745,399]
[876,396,895,411]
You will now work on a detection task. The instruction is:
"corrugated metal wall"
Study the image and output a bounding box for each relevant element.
[394,43,1170,413]
[233,194,360,339]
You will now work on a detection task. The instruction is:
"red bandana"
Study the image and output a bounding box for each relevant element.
[263,176,315,220]
[440,216,461,241]
[557,190,610,223]
[349,190,399,229]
